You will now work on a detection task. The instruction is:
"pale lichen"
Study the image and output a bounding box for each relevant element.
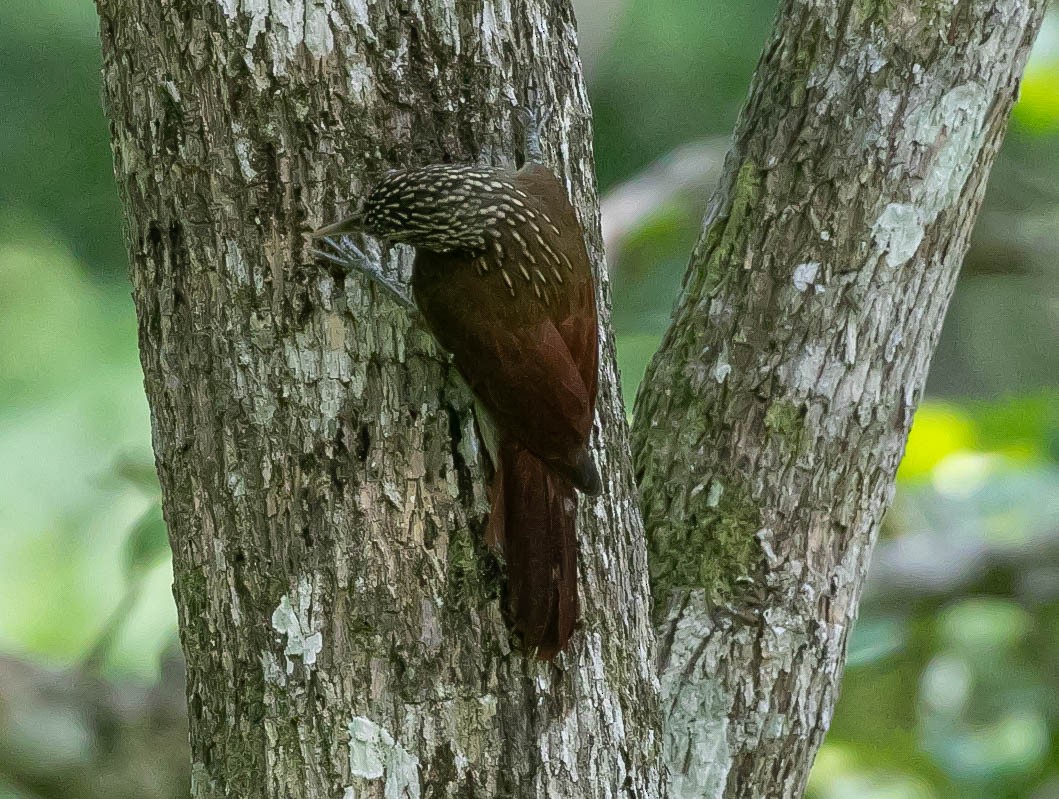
[190,762,215,799]
[871,202,923,268]
[660,595,732,799]
[271,576,323,674]
[216,0,339,73]
[347,716,421,798]
[872,82,990,269]
[711,349,732,384]
[792,261,821,292]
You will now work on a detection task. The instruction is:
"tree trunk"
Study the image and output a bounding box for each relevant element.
[94,0,1045,797]
[631,1,1045,797]
[94,2,661,797]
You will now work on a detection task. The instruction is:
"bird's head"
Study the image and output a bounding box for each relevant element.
[312,165,510,253]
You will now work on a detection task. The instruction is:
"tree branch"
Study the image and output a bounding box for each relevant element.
[632,1,1046,796]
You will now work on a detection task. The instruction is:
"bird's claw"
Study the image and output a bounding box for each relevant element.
[312,235,416,312]
[520,83,552,166]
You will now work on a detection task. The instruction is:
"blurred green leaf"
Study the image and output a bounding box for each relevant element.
[591,0,775,189]
[971,393,1059,463]
[122,503,169,581]
[938,598,1031,654]
[898,394,1059,486]
[898,404,977,483]
[113,453,162,496]
[1014,59,1059,133]
[847,616,909,669]
[621,201,694,261]
[925,711,1050,783]
[0,233,139,409]
[616,333,662,411]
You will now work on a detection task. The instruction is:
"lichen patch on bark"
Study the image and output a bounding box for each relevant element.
[872,203,924,268]
[347,716,421,798]
[271,576,323,675]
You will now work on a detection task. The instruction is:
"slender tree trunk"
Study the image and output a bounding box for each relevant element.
[631,1,1046,797]
[94,0,1045,797]
[95,2,660,797]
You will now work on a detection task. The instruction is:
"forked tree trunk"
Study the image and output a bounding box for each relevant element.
[94,0,1044,797]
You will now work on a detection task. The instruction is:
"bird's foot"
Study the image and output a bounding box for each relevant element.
[311,235,416,312]
[519,82,553,166]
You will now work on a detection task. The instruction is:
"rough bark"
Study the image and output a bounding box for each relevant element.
[94,2,660,797]
[94,0,1046,797]
[631,1,1046,797]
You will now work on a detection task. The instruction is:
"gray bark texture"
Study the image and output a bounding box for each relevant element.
[92,0,1044,798]
[630,1,1046,798]
[94,1,661,797]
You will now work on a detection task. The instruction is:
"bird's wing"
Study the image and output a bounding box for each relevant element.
[449,311,593,468]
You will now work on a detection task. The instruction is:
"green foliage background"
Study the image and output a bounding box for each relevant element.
[0,2,1057,798]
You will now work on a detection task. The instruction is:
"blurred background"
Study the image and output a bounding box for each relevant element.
[0,2,1056,797]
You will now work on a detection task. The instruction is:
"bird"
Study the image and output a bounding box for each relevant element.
[312,162,600,659]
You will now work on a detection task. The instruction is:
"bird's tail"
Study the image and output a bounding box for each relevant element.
[486,439,579,660]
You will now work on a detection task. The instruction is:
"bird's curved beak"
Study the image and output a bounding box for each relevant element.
[311,210,365,239]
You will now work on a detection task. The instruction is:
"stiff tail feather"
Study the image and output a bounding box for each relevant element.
[486,439,579,659]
